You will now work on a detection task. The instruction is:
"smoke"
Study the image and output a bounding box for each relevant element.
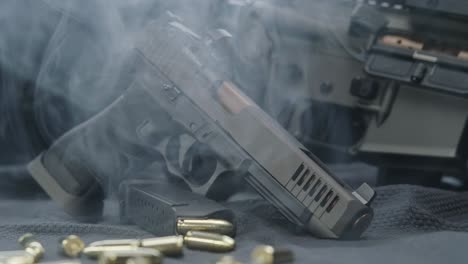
[0,1,173,163]
[223,0,361,163]
[0,0,360,197]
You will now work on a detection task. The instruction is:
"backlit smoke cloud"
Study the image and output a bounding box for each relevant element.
[0,0,358,195]
[0,1,214,163]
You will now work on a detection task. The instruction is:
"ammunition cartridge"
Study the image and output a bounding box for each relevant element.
[176,218,235,236]
[216,256,244,264]
[38,261,81,264]
[183,231,235,252]
[98,249,162,264]
[88,240,141,248]
[140,236,184,256]
[251,245,294,264]
[87,236,184,257]
[60,235,85,258]
[0,250,35,264]
[458,51,468,60]
[18,234,44,262]
[83,246,139,258]
[125,257,151,264]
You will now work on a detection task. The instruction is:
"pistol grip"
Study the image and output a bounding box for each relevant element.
[27,85,173,218]
[28,153,104,219]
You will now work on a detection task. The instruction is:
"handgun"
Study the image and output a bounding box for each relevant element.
[28,14,375,239]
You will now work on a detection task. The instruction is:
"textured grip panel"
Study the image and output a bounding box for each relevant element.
[29,84,174,216]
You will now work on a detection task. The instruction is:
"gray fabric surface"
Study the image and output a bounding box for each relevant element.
[1,185,467,264]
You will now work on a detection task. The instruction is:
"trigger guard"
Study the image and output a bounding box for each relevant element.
[155,134,230,197]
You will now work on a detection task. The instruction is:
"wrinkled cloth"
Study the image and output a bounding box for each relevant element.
[1,184,467,264]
